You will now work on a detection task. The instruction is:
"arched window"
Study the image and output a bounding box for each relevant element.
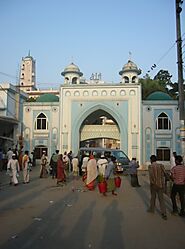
[156,112,171,130]
[65,77,69,84]
[123,76,129,83]
[72,77,78,84]
[132,76,137,83]
[156,147,170,161]
[35,113,48,130]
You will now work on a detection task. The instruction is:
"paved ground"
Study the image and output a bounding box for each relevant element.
[0,166,185,249]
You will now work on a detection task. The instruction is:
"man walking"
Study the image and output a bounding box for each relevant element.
[170,155,185,216]
[22,151,30,184]
[129,157,141,187]
[97,154,108,178]
[50,150,59,179]
[148,155,167,220]
[7,153,20,186]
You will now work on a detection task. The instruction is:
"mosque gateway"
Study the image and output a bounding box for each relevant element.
[17,55,181,168]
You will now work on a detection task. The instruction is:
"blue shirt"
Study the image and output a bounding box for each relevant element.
[129,160,139,174]
[105,161,115,179]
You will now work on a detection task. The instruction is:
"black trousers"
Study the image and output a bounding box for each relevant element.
[130,174,140,187]
[171,184,185,213]
[52,165,57,178]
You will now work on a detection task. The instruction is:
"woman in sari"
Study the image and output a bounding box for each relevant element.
[57,154,66,185]
[86,154,98,190]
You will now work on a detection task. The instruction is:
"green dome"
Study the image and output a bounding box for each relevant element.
[146,91,173,101]
[36,93,59,102]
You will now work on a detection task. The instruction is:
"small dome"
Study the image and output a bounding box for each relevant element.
[24,56,33,60]
[146,91,173,101]
[61,62,83,76]
[36,93,59,102]
[119,60,141,75]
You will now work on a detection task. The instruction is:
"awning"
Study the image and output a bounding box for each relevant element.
[0,116,19,124]
[0,136,14,141]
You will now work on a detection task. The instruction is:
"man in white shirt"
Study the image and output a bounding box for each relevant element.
[7,153,20,186]
[81,154,89,174]
[97,154,108,177]
[7,148,13,162]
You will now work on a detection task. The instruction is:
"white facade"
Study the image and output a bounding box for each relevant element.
[5,54,180,168]
[23,102,59,156]
[142,97,181,168]
[21,58,144,164]
[59,83,141,161]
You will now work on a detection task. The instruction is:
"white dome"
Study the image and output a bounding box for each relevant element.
[119,60,141,75]
[61,62,83,76]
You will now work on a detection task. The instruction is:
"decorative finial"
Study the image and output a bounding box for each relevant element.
[129,51,132,61]
[28,50,31,57]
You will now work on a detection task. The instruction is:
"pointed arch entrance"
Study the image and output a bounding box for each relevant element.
[80,109,120,148]
[71,104,128,155]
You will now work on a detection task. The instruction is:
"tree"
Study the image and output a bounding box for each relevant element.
[139,74,166,100]
[140,70,182,100]
[167,82,179,99]
[168,81,185,100]
[153,70,172,88]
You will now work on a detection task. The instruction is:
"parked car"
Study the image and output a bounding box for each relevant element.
[78,147,130,173]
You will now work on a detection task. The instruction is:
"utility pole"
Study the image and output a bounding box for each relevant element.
[175,0,185,156]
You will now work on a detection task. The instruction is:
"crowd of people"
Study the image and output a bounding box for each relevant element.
[47,150,119,196]
[1,147,185,220]
[1,147,35,185]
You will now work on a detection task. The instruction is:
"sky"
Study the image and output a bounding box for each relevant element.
[0,0,185,89]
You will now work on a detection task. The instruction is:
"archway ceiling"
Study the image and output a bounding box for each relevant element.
[83,109,117,125]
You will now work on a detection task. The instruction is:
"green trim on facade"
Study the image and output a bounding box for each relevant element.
[36,93,59,102]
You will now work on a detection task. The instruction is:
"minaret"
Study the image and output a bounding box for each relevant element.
[19,51,36,91]
[61,62,83,84]
[119,58,141,84]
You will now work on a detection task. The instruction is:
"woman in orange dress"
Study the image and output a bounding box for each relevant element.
[57,154,66,185]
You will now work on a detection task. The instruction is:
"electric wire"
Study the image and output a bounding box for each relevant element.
[146,32,185,76]
[0,84,24,105]
[0,71,18,81]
